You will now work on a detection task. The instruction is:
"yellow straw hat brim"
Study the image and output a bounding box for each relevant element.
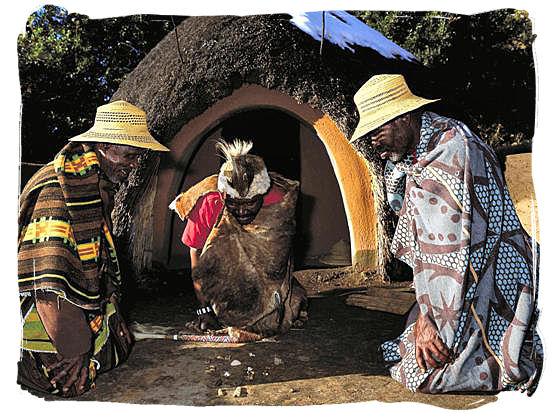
[350,74,440,144]
[69,132,170,152]
[68,100,170,152]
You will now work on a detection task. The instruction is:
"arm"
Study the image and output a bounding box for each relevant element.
[189,247,202,271]
[413,311,450,372]
[187,247,220,331]
[183,194,221,305]
[403,132,469,371]
[35,291,91,394]
[189,247,206,305]
[181,194,222,331]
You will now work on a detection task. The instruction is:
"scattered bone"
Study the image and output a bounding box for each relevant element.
[246,366,255,381]
[233,386,247,397]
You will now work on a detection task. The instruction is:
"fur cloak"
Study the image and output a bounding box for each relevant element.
[172,172,307,336]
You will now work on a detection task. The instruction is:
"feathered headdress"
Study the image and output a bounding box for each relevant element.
[216,139,270,199]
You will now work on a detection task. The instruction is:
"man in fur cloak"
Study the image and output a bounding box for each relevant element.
[170,139,307,336]
[350,75,542,395]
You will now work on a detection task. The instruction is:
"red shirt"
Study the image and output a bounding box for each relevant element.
[182,185,285,250]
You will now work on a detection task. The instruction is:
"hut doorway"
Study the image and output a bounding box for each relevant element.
[167,107,350,270]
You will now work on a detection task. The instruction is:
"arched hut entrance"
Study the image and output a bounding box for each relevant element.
[152,85,379,273]
[111,12,430,284]
[166,106,350,270]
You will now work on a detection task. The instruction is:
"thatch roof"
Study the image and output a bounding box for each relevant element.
[112,13,431,144]
[111,13,431,279]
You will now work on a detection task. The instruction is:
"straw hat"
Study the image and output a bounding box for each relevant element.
[350,74,439,143]
[69,100,170,151]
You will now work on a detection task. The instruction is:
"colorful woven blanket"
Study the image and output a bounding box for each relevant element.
[380,112,543,395]
[18,142,121,312]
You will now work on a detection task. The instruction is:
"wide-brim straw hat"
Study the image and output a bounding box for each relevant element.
[69,100,170,152]
[350,74,440,143]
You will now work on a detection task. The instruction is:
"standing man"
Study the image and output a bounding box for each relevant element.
[349,74,542,394]
[170,139,307,336]
[18,100,170,397]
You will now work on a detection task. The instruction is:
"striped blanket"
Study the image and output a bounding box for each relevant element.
[17,142,130,396]
[18,142,121,311]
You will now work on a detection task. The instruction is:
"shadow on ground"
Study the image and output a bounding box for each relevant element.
[69,286,498,408]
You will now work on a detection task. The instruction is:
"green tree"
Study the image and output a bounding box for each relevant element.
[18,5,184,163]
[352,10,459,67]
[352,9,536,148]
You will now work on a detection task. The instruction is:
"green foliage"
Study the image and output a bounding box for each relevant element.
[353,9,534,67]
[353,11,459,67]
[352,9,536,148]
[18,5,183,163]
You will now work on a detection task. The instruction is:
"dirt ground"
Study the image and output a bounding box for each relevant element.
[60,269,498,409]
[505,153,539,241]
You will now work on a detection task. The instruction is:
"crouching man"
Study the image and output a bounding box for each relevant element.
[18,101,170,397]
[349,75,542,395]
[170,139,307,336]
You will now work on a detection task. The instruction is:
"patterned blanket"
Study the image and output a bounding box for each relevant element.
[380,112,543,395]
[18,142,121,312]
[18,143,129,396]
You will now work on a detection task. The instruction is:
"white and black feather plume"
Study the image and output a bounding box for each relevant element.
[216,139,270,199]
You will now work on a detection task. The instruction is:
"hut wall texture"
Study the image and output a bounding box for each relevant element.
[130,173,158,273]
[504,153,538,241]
[312,113,378,271]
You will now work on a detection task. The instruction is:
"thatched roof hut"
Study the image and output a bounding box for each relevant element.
[111,11,436,283]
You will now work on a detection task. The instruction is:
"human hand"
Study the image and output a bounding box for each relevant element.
[110,295,133,349]
[47,353,91,395]
[413,312,450,372]
[185,313,221,332]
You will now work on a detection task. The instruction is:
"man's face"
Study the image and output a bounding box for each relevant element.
[366,114,416,162]
[95,143,146,184]
[225,194,264,225]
